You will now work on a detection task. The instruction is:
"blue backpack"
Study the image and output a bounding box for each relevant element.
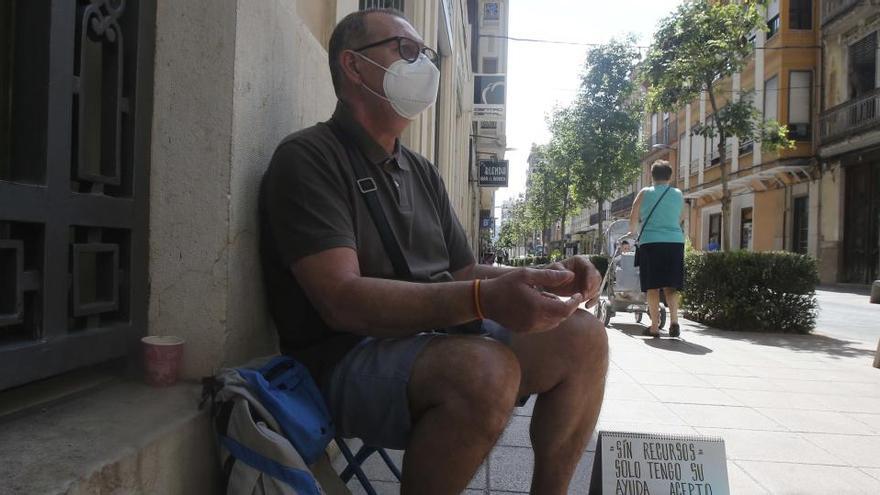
[202,356,335,494]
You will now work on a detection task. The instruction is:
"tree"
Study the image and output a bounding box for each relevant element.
[524,140,577,252]
[497,194,529,256]
[641,0,793,252]
[572,39,644,254]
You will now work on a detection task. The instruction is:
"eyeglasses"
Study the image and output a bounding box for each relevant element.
[354,36,439,65]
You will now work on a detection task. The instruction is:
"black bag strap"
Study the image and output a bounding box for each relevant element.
[637,185,673,243]
[326,122,412,280]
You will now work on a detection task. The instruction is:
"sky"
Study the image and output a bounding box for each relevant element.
[495,0,683,218]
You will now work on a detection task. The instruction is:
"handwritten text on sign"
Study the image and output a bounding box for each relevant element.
[596,431,729,495]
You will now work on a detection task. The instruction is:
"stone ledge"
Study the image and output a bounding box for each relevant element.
[0,380,218,494]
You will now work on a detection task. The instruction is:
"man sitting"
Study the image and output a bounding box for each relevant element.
[258,9,609,494]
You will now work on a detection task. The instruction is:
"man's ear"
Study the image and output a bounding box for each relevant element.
[340,50,363,87]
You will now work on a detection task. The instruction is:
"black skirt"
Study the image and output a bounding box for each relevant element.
[638,242,685,291]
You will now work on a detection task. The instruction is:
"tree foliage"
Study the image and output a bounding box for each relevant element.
[572,38,644,252]
[641,0,794,251]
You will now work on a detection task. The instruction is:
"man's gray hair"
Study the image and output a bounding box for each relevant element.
[328,8,408,97]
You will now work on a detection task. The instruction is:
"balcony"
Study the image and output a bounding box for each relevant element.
[819,88,880,144]
[648,121,678,148]
[821,0,862,27]
[610,192,635,214]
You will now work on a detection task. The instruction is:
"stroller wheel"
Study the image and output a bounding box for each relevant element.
[659,307,667,329]
[635,312,643,324]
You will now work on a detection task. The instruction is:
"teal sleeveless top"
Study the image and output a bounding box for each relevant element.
[639,184,685,244]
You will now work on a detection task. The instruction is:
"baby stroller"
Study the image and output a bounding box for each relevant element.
[593,220,666,329]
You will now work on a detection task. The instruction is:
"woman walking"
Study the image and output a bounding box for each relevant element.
[628,160,686,338]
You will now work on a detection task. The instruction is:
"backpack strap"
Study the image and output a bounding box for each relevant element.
[325,121,413,280]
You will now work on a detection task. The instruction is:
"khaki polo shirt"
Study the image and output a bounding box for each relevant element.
[258,102,474,382]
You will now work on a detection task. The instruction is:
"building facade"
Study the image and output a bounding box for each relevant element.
[630,1,842,280]
[817,0,880,284]
[469,0,510,259]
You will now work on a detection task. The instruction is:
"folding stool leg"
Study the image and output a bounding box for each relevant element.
[335,438,377,495]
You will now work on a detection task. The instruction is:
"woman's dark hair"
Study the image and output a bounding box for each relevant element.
[651,160,673,181]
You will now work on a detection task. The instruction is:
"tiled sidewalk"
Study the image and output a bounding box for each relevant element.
[338,316,880,494]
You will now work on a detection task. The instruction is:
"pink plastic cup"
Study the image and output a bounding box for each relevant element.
[142,336,185,386]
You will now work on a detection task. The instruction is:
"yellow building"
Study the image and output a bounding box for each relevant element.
[638,0,828,276]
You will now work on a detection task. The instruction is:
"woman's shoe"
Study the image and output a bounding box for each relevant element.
[642,327,660,338]
[669,323,680,338]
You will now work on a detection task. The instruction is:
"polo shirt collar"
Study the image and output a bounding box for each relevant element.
[331,101,409,170]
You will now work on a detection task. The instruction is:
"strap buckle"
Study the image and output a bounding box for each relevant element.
[357,177,378,194]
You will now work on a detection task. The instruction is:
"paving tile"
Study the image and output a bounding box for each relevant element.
[498,415,531,447]
[597,399,687,425]
[727,461,770,494]
[603,381,657,401]
[803,433,880,468]
[567,451,595,495]
[489,446,534,492]
[695,428,845,465]
[643,384,743,406]
[735,460,880,494]
[847,413,880,434]
[697,375,780,391]
[347,479,400,495]
[595,421,700,437]
[724,389,880,413]
[756,408,877,435]
[512,395,535,417]
[624,370,712,387]
[672,404,786,430]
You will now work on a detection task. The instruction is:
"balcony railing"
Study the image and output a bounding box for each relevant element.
[610,192,635,214]
[821,0,862,26]
[820,88,880,144]
[707,141,734,166]
[648,121,678,147]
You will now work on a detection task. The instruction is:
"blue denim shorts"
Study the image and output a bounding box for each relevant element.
[320,320,513,450]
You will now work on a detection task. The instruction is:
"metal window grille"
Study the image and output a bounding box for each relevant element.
[0,0,154,390]
[359,0,405,11]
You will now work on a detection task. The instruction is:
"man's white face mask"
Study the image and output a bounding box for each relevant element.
[352,51,440,120]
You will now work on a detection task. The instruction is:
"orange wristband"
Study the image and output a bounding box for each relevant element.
[473,279,485,320]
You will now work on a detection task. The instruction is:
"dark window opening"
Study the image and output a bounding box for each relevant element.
[849,32,877,99]
[789,0,812,30]
[740,208,753,250]
[708,213,722,249]
[767,15,781,38]
[792,196,809,254]
[359,0,404,11]
[482,57,498,74]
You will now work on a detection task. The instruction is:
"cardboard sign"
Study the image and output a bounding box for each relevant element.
[588,431,729,495]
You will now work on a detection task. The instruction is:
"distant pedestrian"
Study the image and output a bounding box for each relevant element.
[627,160,686,338]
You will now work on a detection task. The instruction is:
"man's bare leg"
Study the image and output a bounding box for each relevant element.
[510,310,609,495]
[401,336,521,494]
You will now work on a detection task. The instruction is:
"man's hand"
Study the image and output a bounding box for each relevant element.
[480,268,584,334]
[542,256,601,308]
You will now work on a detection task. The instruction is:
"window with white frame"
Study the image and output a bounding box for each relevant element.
[678,133,686,178]
[764,75,779,122]
[766,0,780,38]
[788,71,812,140]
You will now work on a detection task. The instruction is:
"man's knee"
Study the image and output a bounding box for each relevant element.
[561,311,609,376]
[412,337,521,436]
